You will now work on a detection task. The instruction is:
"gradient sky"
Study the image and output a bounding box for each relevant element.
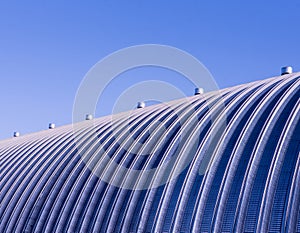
[0,1,299,140]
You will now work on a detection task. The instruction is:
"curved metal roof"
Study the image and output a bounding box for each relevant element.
[0,73,299,232]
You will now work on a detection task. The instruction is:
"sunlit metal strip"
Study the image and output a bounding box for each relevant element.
[66,104,175,232]
[173,78,272,232]
[234,76,300,232]
[257,96,300,232]
[78,105,171,232]
[284,149,300,232]
[120,92,218,233]
[230,75,297,232]
[45,110,154,233]
[90,100,189,232]
[153,84,248,233]
[70,105,165,233]
[177,80,258,232]
[211,76,285,232]
[0,127,71,232]
[34,117,111,232]
[135,89,233,233]
[104,98,202,232]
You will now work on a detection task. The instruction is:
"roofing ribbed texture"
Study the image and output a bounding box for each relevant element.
[0,73,299,233]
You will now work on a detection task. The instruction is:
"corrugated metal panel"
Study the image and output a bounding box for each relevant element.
[0,73,299,233]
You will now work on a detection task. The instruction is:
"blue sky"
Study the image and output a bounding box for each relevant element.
[0,1,299,139]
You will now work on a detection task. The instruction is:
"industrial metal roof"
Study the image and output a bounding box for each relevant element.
[0,73,300,232]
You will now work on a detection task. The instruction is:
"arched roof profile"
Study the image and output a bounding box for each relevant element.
[0,73,299,233]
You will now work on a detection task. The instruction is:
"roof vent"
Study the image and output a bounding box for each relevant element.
[49,123,55,129]
[281,66,293,75]
[13,132,20,137]
[195,87,204,95]
[85,114,93,120]
[137,101,145,109]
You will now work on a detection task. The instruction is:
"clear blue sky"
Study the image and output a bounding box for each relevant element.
[0,1,299,140]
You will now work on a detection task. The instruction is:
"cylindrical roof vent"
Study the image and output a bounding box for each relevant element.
[13,132,20,137]
[49,123,55,129]
[281,66,293,75]
[195,87,204,95]
[137,101,145,109]
[85,114,93,120]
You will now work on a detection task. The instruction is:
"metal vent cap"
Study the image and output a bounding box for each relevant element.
[137,101,146,108]
[195,87,204,95]
[281,66,293,75]
[49,123,55,129]
[85,114,93,120]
